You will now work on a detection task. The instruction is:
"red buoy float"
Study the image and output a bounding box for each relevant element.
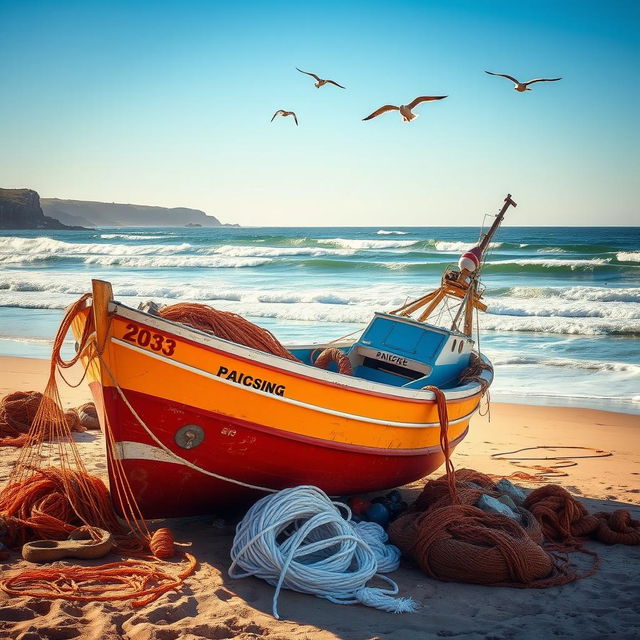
[458,246,482,272]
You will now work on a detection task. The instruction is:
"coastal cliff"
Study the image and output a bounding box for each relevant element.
[41,198,227,227]
[0,188,83,230]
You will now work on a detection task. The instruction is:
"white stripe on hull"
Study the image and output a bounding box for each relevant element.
[114,441,186,466]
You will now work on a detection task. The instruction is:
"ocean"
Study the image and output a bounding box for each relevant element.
[0,226,638,414]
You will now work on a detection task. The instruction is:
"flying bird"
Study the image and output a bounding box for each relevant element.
[296,68,345,89]
[271,110,298,126]
[362,96,447,122]
[485,71,562,92]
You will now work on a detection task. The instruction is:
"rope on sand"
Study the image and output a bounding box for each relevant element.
[228,485,416,619]
[490,445,612,480]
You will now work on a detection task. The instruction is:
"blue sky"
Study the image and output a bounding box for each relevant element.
[1,1,638,226]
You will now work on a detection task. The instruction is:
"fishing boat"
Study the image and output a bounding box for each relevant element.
[71,195,516,517]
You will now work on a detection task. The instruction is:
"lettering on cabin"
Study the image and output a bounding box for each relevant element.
[215,365,286,397]
[374,350,409,367]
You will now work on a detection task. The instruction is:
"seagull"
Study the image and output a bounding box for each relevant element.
[362,96,447,122]
[296,68,345,89]
[271,110,298,126]
[485,71,562,92]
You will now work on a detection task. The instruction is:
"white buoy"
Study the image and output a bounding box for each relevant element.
[458,246,482,272]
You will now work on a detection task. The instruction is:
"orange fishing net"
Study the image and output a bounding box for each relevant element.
[1,554,197,607]
[0,467,138,552]
[0,293,196,605]
[159,302,300,361]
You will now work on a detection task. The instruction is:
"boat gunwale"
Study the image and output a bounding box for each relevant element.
[106,339,483,429]
[102,300,494,403]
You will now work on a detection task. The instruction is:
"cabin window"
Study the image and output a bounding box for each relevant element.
[458,341,464,353]
[451,339,457,352]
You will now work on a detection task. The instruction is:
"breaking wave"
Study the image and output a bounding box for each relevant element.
[82,255,272,268]
[99,233,166,240]
[617,251,640,262]
[489,354,640,375]
[321,238,417,249]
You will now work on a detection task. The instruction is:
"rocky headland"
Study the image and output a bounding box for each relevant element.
[41,198,227,227]
[0,188,84,230]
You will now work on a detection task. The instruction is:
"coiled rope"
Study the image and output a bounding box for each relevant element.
[150,527,176,559]
[228,485,416,619]
[312,347,353,375]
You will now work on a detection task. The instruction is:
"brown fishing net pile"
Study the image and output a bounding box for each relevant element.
[389,468,640,588]
[524,484,640,546]
[0,392,99,448]
[390,504,561,586]
[389,469,562,587]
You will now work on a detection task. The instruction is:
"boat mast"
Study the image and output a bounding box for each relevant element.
[390,194,516,337]
[453,194,517,335]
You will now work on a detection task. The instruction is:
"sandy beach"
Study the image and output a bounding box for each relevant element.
[1,355,638,640]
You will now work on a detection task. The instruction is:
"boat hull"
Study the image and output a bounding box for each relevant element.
[73,289,492,518]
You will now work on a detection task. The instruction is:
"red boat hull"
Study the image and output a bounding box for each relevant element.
[97,385,466,518]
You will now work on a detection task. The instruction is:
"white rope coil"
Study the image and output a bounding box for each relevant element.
[350,520,401,573]
[228,485,416,619]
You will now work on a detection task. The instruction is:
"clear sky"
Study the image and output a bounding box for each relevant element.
[1,1,638,226]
